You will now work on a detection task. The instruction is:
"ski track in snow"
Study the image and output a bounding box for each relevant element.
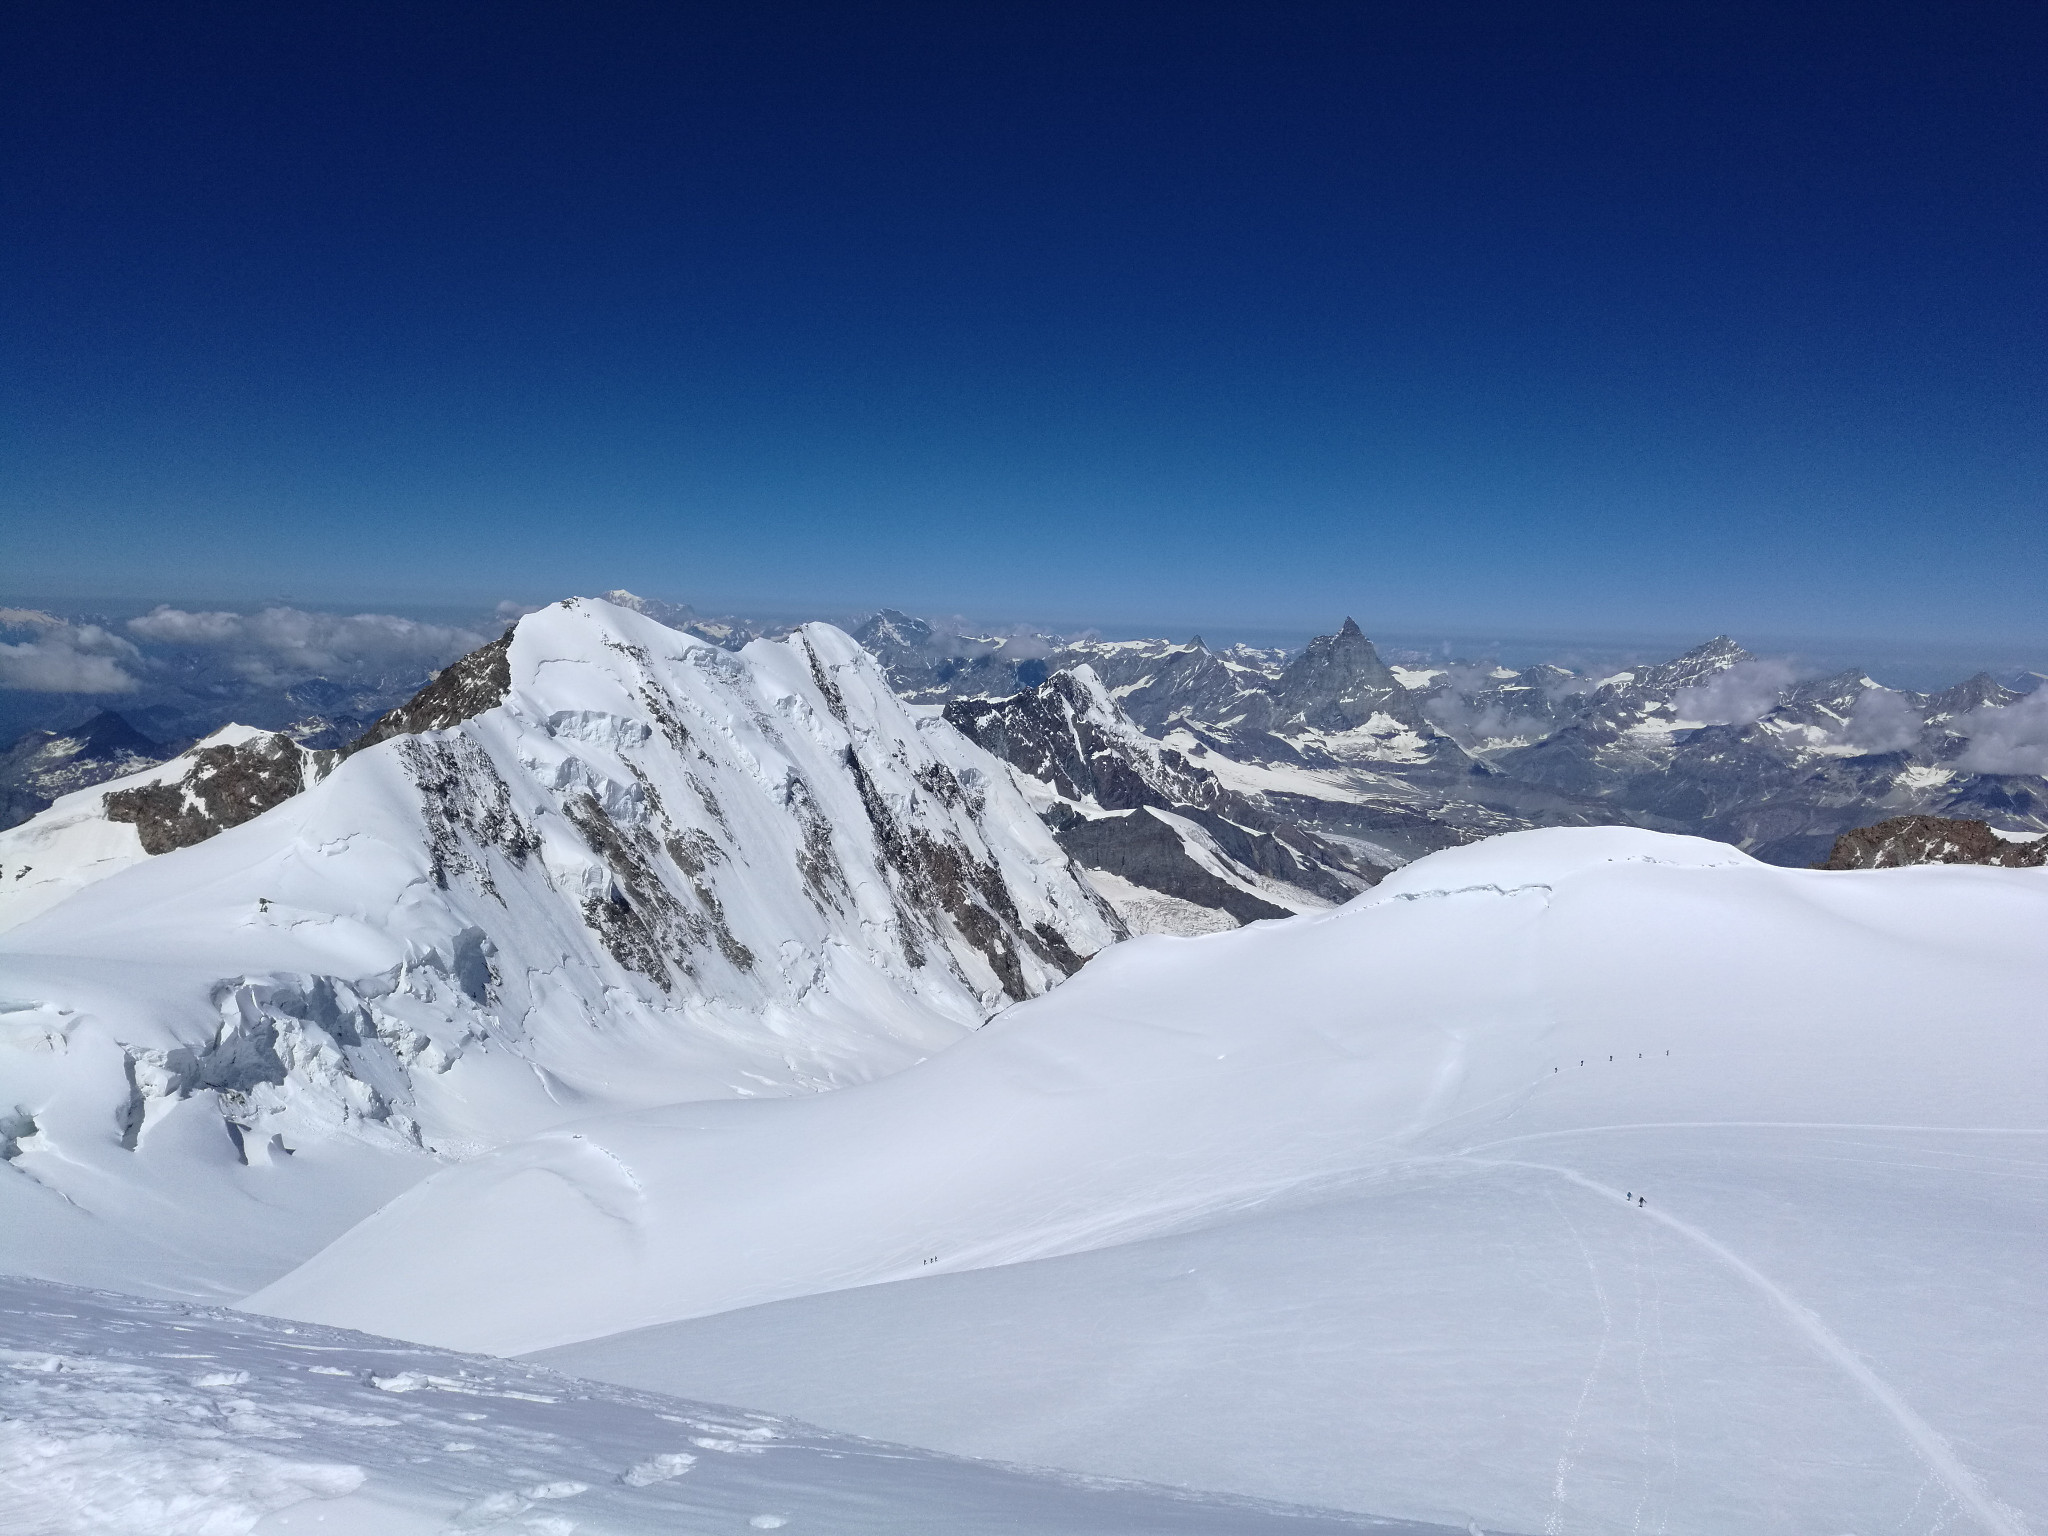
[1470,1157,2029,1536]
[1540,1189,1612,1536]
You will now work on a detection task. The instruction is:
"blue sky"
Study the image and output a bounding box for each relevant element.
[4,2,2043,648]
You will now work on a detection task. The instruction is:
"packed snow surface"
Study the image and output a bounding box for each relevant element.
[247,827,2048,1536]
[0,1276,1413,1535]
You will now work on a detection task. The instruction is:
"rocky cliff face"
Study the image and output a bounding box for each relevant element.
[1819,815,2048,870]
[945,665,1379,933]
[104,731,332,854]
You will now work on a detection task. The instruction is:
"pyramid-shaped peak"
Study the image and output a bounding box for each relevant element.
[1338,617,1363,638]
[1684,636,1747,659]
[1187,635,1206,651]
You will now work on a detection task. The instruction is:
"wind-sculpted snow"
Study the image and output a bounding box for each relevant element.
[0,599,1117,1297]
[249,826,2048,1535]
[0,1276,1409,1536]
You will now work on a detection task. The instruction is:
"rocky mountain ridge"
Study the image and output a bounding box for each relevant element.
[855,609,2047,870]
[0,598,1119,1293]
[944,666,1380,932]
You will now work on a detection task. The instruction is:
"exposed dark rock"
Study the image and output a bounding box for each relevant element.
[1273,617,1424,734]
[396,736,541,896]
[345,629,515,758]
[944,669,1221,814]
[1819,815,2048,870]
[103,733,325,855]
[1056,810,1293,925]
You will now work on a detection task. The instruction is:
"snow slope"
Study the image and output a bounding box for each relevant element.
[247,827,2048,1535]
[0,1276,1412,1536]
[0,599,1116,1298]
[0,724,296,932]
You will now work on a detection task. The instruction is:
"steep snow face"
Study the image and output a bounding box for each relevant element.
[0,724,326,932]
[247,825,2048,1535]
[0,599,1116,1297]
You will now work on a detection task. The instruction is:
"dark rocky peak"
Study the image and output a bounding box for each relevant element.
[66,709,161,758]
[0,710,167,830]
[944,665,1220,814]
[1820,815,2047,870]
[1632,636,1755,696]
[344,627,516,759]
[1187,635,1206,650]
[3,709,159,766]
[1273,619,1420,732]
[104,730,329,856]
[1925,672,2020,721]
[854,608,935,652]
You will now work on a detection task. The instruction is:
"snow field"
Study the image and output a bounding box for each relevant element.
[0,1276,1435,1536]
[244,828,2048,1535]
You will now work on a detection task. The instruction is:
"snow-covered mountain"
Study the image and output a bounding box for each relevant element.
[0,723,331,931]
[238,825,2048,1535]
[0,597,1116,1296]
[945,665,1379,933]
[0,709,164,829]
[865,612,2048,872]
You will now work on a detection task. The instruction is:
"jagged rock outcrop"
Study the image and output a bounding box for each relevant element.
[104,731,332,854]
[1819,815,2048,870]
[0,724,333,932]
[943,667,1222,814]
[345,630,516,757]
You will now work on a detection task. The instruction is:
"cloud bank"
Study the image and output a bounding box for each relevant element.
[1841,687,1923,753]
[1672,659,1799,726]
[0,611,142,694]
[1954,690,2048,776]
[126,607,487,688]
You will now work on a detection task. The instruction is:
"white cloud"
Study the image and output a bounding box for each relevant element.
[1672,659,1799,726]
[126,606,486,688]
[1841,687,1923,753]
[1954,690,2048,776]
[0,614,142,693]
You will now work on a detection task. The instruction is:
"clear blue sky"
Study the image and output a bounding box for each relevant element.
[5,2,2042,645]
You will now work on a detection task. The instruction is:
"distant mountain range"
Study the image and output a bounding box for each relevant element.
[854,608,2048,870]
[4,594,2043,904]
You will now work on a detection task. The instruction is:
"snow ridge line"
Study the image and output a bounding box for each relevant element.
[1358,882,1554,908]
[1466,1156,2029,1536]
